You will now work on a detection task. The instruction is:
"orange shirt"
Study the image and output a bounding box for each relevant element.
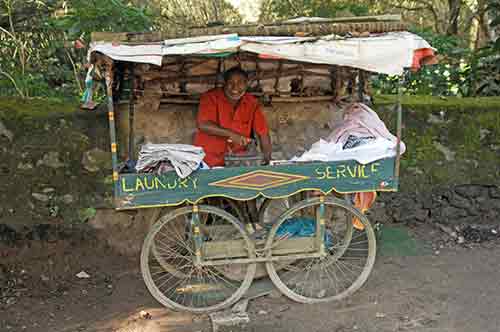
[193,88,269,167]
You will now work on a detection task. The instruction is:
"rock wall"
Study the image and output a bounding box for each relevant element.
[0,98,112,228]
[117,101,340,161]
[368,184,500,225]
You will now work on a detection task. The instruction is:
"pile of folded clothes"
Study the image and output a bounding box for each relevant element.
[292,102,405,164]
[135,143,206,178]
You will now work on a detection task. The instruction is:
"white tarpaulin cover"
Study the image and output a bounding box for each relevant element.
[89,32,435,75]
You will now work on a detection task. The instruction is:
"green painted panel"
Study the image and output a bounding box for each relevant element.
[114,158,398,209]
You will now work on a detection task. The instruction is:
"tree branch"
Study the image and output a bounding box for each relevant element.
[392,4,429,11]
[65,49,82,93]
[0,68,25,98]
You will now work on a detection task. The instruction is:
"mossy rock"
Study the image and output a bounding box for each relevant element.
[375,96,500,191]
[375,95,500,113]
[0,97,78,119]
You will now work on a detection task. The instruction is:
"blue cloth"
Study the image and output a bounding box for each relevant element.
[270,217,333,247]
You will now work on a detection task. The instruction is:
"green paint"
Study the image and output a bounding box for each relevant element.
[115,158,396,209]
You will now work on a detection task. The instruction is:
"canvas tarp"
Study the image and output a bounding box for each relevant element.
[89,32,435,75]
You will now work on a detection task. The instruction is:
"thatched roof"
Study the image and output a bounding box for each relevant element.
[91,14,408,43]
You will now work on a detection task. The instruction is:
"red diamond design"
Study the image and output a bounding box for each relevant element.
[210,170,309,190]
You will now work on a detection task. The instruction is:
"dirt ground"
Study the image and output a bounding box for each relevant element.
[2,223,500,332]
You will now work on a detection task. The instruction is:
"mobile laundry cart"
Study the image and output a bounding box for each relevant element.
[88,16,436,313]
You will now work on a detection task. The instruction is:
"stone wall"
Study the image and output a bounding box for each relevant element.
[117,100,341,161]
[369,184,500,225]
[1,96,499,256]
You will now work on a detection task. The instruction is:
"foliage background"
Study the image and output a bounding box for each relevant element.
[0,0,498,100]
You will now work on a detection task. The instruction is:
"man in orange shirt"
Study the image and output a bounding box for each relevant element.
[193,67,272,167]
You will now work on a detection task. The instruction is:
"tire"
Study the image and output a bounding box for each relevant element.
[265,197,376,304]
[141,205,256,313]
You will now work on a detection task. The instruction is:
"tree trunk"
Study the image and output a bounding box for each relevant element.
[446,0,462,35]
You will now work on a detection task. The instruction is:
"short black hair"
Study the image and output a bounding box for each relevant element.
[224,67,248,82]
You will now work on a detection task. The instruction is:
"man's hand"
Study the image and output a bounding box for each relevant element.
[259,133,272,164]
[199,121,250,146]
[228,133,251,146]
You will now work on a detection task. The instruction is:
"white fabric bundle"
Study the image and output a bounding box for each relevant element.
[136,143,205,178]
[292,103,405,164]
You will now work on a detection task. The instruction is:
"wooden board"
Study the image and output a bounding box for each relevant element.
[114,158,397,210]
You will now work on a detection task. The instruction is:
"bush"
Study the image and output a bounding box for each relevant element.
[372,28,500,97]
[0,0,154,100]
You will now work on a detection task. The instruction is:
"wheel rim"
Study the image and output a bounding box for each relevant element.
[141,205,256,313]
[265,197,376,303]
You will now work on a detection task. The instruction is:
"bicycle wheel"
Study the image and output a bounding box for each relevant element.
[265,197,376,304]
[141,205,256,313]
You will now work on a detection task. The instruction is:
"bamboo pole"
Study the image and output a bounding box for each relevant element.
[91,18,408,42]
[142,68,332,83]
[394,73,405,187]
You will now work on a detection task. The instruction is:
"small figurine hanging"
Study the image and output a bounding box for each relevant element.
[81,63,96,110]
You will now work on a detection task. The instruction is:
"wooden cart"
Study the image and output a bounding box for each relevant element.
[89,18,434,313]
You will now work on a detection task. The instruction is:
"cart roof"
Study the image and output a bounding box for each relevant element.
[89,14,436,75]
[90,31,435,75]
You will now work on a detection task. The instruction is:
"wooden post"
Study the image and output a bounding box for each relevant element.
[103,57,119,196]
[316,196,326,255]
[394,72,404,188]
[128,63,136,160]
[274,60,283,95]
[357,70,365,102]
[191,205,203,265]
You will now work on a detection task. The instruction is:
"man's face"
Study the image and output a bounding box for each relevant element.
[224,73,248,103]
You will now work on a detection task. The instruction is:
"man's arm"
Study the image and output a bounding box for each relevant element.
[259,133,272,164]
[197,92,249,146]
[198,121,249,146]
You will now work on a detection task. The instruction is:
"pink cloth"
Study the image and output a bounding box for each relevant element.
[328,102,406,154]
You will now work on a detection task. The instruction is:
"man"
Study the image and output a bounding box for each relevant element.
[193,67,272,167]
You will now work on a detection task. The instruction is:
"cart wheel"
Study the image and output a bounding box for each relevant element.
[141,205,256,313]
[265,197,375,304]
[201,197,246,224]
[258,196,298,225]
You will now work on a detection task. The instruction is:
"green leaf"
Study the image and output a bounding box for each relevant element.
[495,39,500,51]
[490,16,500,28]
[78,207,97,223]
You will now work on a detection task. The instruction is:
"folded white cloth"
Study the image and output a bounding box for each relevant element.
[136,143,205,178]
[292,137,400,164]
[292,102,405,164]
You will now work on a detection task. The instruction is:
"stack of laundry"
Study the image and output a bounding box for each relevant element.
[292,102,405,164]
[136,143,206,178]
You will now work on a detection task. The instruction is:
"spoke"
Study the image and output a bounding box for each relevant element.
[266,201,374,301]
[159,226,194,254]
[152,270,177,285]
[321,260,339,295]
[203,267,240,291]
[154,241,190,260]
[147,208,255,309]
[324,259,344,291]
[163,278,186,300]
[334,258,364,279]
[299,258,318,296]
